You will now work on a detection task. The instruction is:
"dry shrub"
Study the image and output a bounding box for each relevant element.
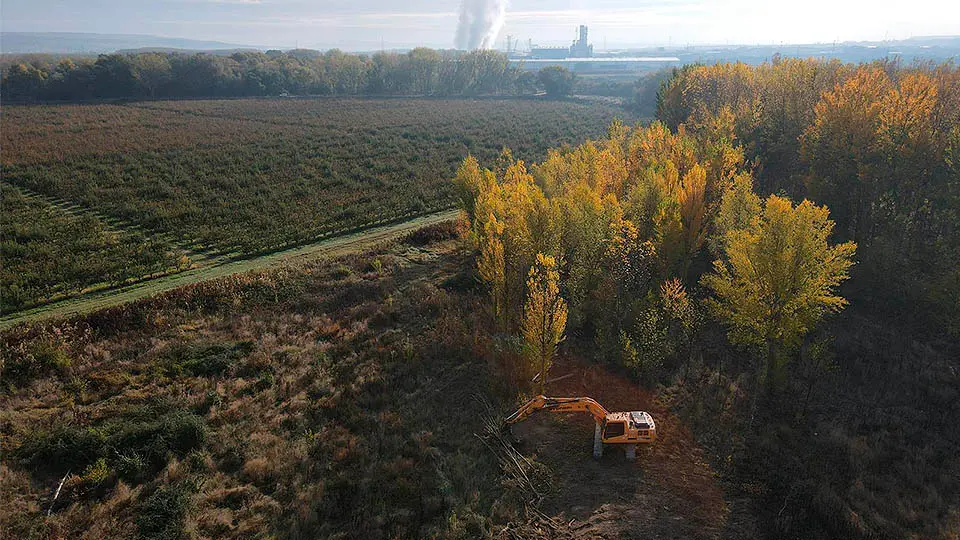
[82,369,129,397]
[290,485,325,534]
[402,219,464,246]
[233,493,282,536]
[314,315,343,340]
[324,426,363,465]
[237,348,273,378]
[193,507,235,537]
[240,458,273,486]
[80,481,140,539]
[0,464,42,535]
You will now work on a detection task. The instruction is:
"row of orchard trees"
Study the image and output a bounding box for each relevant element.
[455,116,856,390]
[2,48,544,101]
[658,59,960,334]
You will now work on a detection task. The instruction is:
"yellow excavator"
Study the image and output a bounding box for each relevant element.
[504,395,656,459]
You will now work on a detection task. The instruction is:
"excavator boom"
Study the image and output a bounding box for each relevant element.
[504,395,610,425]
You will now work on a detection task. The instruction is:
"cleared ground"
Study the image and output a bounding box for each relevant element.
[510,358,759,538]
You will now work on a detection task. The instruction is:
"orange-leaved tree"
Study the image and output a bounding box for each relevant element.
[801,66,890,242]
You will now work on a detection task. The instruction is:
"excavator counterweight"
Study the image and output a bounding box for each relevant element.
[504,395,656,459]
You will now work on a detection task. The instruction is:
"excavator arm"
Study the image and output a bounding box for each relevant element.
[504,395,610,425]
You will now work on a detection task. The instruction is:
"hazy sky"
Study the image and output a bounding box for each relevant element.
[3,0,959,50]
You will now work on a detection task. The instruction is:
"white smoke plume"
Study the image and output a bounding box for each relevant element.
[454,0,507,50]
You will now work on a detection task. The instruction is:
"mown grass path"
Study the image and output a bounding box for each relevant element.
[0,209,459,330]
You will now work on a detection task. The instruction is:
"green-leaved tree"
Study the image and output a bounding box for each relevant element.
[538,66,576,97]
[702,195,856,388]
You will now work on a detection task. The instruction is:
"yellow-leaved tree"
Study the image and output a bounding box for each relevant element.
[702,195,856,389]
[521,253,568,394]
[710,172,762,254]
[452,154,495,225]
[477,214,506,329]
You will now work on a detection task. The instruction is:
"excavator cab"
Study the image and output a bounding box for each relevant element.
[601,411,656,444]
[602,419,626,439]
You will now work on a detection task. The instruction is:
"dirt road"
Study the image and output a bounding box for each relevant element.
[0,209,459,330]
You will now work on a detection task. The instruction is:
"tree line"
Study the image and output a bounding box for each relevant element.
[658,58,960,337]
[0,48,584,102]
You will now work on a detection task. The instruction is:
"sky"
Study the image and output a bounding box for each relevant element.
[2,0,959,51]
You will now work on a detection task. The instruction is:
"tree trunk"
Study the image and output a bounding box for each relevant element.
[539,351,547,395]
[765,339,778,394]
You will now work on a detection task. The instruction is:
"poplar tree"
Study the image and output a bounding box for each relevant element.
[702,195,856,388]
[477,215,506,329]
[521,253,568,394]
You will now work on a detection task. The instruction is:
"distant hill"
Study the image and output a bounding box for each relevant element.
[115,47,262,56]
[902,35,960,46]
[610,35,960,66]
[1,32,259,54]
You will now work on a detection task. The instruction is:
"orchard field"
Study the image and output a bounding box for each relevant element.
[0,184,182,312]
[1,97,627,312]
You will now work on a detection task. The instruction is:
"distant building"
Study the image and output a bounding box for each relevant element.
[529,45,571,59]
[529,25,594,59]
[570,25,593,58]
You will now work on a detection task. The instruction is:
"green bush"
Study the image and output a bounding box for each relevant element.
[115,451,148,483]
[16,408,206,482]
[16,424,106,474]
[156,341,254,378]
[402,221,460,246]
[137,481,199,540]
[80,457,112,488]
[108,411,207,469]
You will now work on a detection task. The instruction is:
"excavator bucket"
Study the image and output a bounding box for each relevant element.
[500,422,521,445]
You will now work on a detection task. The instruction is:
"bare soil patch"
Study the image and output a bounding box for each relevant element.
[510,358,759,538]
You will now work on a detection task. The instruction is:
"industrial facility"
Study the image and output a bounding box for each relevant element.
[529,25,594,59]
[509,24,680,74]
